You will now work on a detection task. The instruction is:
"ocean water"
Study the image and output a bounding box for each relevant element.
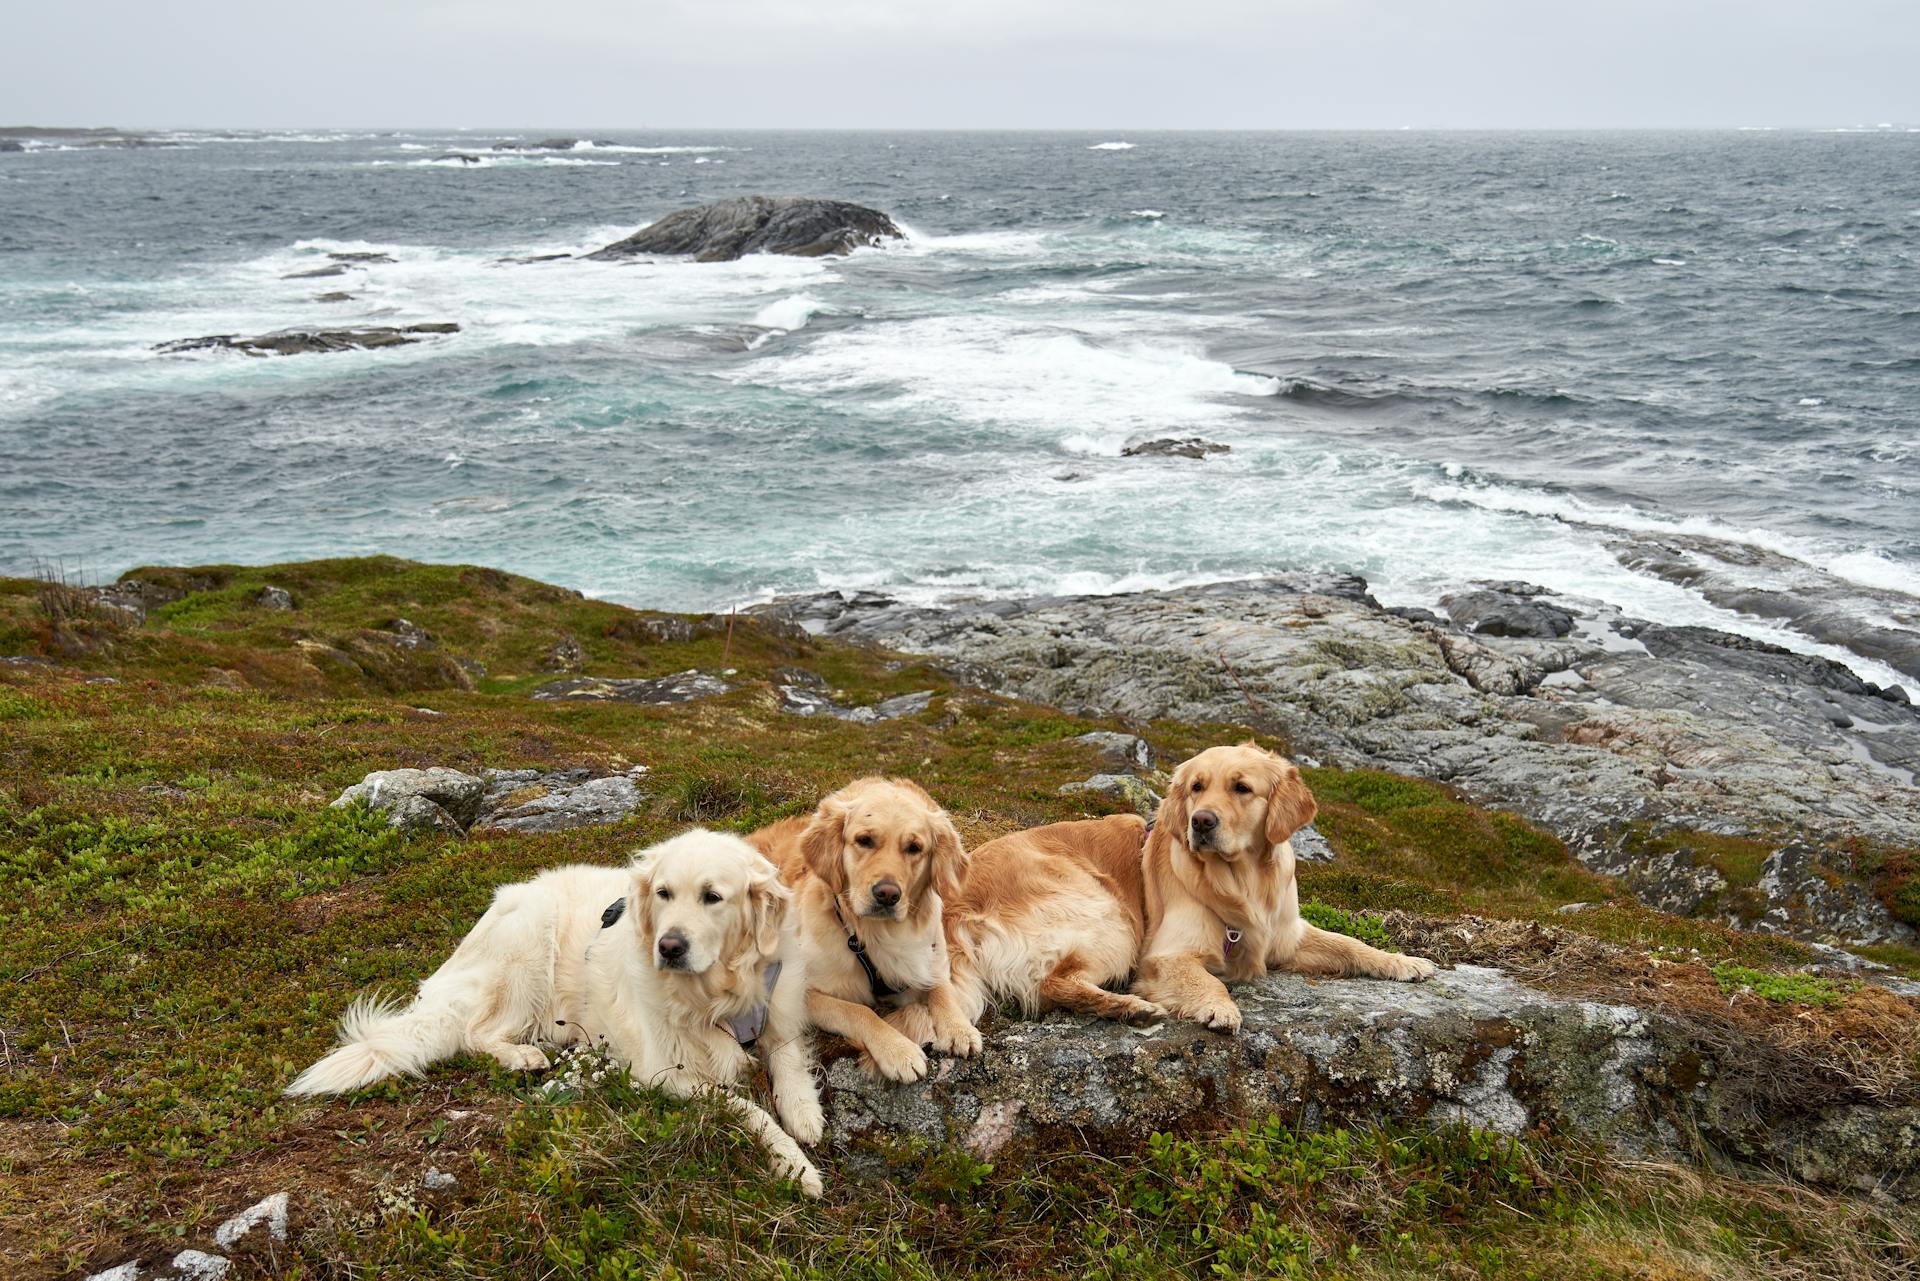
[2,129,1917,691]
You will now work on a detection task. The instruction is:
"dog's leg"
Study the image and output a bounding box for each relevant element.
[882,1002,936,1046]
[806,990,928,1082]
[762,1031,825,1148]
[1133,951,1241,1033]
[709,1089,825,1198]
[1040,956,1164,1024]
[1288,924,1437,982]
[924,981,983,1058]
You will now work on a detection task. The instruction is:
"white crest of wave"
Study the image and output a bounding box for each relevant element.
[727,314,1277,448]
[1130,209,1166,218]
[751,294,825,332]
[1088,141,1136,151]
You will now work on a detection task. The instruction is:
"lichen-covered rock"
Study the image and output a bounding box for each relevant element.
[472,768,649,833]
[531,670,733,704]
[778,685,933,723]
[1059,773,1160,818]
[820,964,1920,1197]
[1070,731,1155,772]
[331,768,485,830]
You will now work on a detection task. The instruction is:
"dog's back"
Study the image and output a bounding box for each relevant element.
[286,863,626,1096]
[949,813,1161,1025]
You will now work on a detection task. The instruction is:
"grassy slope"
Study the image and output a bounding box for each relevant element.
[1,557,1915,1279]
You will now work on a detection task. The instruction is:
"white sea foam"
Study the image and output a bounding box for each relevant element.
[751,294,826,332]
[1130,209,1166,218]
[1088,141,1136,151]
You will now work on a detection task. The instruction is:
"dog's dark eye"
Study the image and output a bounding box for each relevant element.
[854,834,876,849]
[904,841,923,856]
[1233,781,1253,794]
[701,890,722,905]
[1190,780,1204,793]
[655,888,671,901]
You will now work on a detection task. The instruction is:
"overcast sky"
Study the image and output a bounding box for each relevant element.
[5,0,1915,130]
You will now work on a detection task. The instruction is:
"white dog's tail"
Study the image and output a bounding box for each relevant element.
[284,994,468,1096]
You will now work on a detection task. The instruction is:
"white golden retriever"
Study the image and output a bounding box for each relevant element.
[285,829,827,1195]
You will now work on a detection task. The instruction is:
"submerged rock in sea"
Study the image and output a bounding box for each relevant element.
[1120,435,1231,460]
[154,325,460,358]
[588,196,904,263]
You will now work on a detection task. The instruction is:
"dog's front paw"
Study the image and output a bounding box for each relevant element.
[860,1034,930,1083]
[1114,994,1167,1025]
[779,1093,826,1147]
[785,1156,825,1199]
[491,1043,551,1072]
[931,1012,983,1059]
[885,1003,936,1046]
[1387,953,1438,982]
[1188,997,1242,1034]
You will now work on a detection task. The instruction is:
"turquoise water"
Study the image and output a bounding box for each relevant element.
[3,129,1916,687]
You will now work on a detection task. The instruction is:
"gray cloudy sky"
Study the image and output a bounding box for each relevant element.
[5,0,1916,130]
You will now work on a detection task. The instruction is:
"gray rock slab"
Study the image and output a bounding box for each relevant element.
[821,964,1920,1196]
[589,196,904,262]
[331,767,485,829]
[532,669,733,705]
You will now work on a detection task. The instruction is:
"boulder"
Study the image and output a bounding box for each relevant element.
[434,152,483,164]
[154,325,460,358]
[1120,435,1231,460]
[0,139,24,153]
[588,196,904,263]
[330,767,486,832]
[472,767,649,833]
[532,669,733,705]
[820,962,1920,1197]
[1059,773,1160,818]
[255,586,294,611]
[492,137,580,151]
[1440,583,1575,639]
[1070,730,1155,772]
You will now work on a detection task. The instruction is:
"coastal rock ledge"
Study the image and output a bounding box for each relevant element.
[823,962,1920,1198]
[589,196,904,262]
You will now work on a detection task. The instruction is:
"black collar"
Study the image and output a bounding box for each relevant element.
[831,896,898,1001]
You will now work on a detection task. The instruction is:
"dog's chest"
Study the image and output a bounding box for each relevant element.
[815,927,943,1005]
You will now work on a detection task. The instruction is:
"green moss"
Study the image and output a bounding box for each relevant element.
[1712,963,1855,1008]
[1302,767,1451,814]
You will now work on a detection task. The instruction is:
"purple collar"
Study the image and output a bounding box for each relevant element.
[723,960,784,1050]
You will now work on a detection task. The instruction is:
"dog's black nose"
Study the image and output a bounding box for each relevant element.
[1191,809,1220,837]
[871,880,902,909]
[657,933,689,964]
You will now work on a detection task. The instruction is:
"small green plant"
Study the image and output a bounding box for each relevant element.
[1299,899,1394,950]
[1713,962,1853,1008]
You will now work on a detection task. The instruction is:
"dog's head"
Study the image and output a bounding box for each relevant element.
[798,776,965,919]
[628,829,791,975]
[1159,742,1316,864]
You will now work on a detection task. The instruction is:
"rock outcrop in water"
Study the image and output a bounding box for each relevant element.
[154,325,459,358]
[756,576,1920,947]
[588,196,904,262]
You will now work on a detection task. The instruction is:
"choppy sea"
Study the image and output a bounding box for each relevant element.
[2,128,1915,691]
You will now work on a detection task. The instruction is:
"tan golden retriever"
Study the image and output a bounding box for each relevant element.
[946,814,1166,1026]
[286,830,827,1195]
[1133,742,1436,1032]
[750,778,981,1081]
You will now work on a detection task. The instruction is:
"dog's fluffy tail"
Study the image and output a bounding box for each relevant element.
[284,994,467,1096]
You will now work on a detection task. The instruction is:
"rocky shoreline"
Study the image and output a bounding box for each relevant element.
[756,575,1920,947]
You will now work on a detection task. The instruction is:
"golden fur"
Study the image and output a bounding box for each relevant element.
[946,814,1164,1025]
[1133,742,1437,1032]
[750,778,981,1081]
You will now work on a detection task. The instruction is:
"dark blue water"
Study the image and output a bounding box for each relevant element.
[3,129,1916,685]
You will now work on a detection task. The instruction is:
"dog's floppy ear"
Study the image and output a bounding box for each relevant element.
[799,795,849,895]
[1264,759,1318,847]
[1157,760,1193,848]
[627,851,656,936]
[928,807,968,904]
[746,859,792,957]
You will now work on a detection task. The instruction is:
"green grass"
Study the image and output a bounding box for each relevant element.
[1299,900,1395,950]
[2,556,1916,1278]
[1712,963,1856,1009]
